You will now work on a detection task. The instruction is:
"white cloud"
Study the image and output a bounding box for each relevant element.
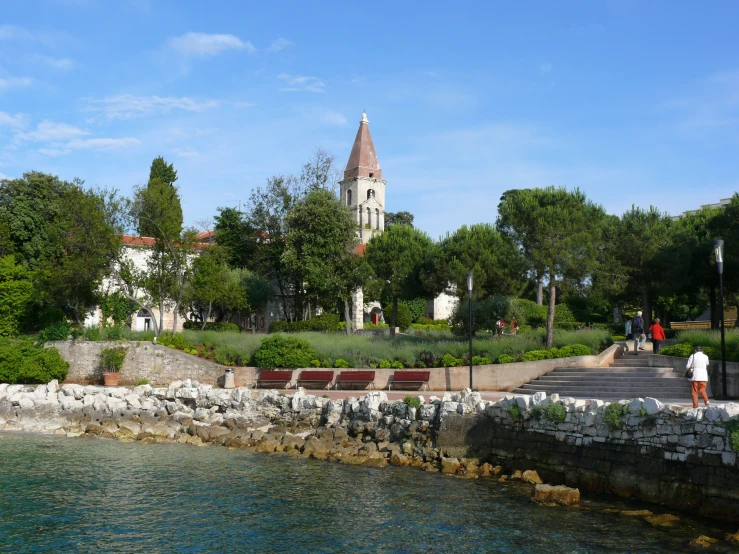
[169,32,254,57]
[30,54,74,70]
[20,120,89,142]
[66,137,140,150]
[277,73,325,93]
[0,112,25,128]
[172,147,199,157]
[86,94,220,120]
[0,24,33,41]
[266,37,291,53]
[540,62,553,74]
[302,107,347,126]
[0,77,33,91]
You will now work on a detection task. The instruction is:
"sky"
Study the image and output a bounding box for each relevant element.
[1,0,738,238]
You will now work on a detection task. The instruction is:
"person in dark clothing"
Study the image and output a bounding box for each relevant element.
[632,311,646,354]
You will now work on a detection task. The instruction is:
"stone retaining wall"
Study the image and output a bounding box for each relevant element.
[648,354,739,399]
[52,340,623,391]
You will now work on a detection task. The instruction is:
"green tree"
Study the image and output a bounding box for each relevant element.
[284,188,365,333]
[364,225,442,337]
[385,211,414,229]
[497,187,604,347]
[0,255,33,337]
[439,223,526,300]
[149,156,178,187]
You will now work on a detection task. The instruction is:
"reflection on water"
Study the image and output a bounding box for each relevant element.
[0,432,733,553]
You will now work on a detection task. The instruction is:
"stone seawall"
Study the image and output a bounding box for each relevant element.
[1,379,737,522]
[51,340,623,392]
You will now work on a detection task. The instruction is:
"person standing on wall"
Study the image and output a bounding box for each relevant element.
[648,318,666,354]
[686,346,710,408]
[631,311,646,354]
[625,316,633,340]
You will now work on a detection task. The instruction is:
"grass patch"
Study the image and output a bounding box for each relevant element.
[543,402,566,423]
[403,396,421,409]
[604,403,629,430]
[134,378,149,386]
[508,404,521,419]
[726,419,739,452]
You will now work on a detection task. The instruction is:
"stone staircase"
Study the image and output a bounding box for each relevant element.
[514,351,693,401]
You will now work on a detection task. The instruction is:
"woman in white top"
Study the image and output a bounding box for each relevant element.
[687,346,710,408]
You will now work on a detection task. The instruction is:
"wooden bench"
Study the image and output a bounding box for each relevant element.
[335,370,376,390]
[296,370,334,390]
[256,370,293,389]
[388,370,431,391]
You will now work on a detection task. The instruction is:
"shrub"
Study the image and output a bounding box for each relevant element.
[157,333,193,351]
[508,404,521,419]
[134,378,149,386]
[364,322,389,330]
[544,402,566,423]
[268,313,341,334]
[441,353,460,367]
[85,326,101,341]
[519,349,550,362]
[333,358,351,368]
[100,346,127,373]
[379,359,392,369]
[38,320,72,343]
[604,403,629,430]
[554,344,592,357]
[382,303,413,332]
[497,354,516,364]
[252,335,319,368]
[403,396,421,409]
[659,343,694,358]
[599,336,615,352]
[554,304,579,330]
[0,339,69,384]
[183,321,241,332]
[725,419,739,452]
[472,355,492,365]
[391,361,404,369]
[530,406,542,420]
[105,326,124,341]
[510,298,548,328]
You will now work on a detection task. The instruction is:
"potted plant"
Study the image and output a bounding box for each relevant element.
[100,346,127,386]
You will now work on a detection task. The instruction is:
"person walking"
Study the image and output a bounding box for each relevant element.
[648,318,666,354]
[631,311,646,354]
[686,346,710,408]
[511,317,518,336]
[624,316,633,340]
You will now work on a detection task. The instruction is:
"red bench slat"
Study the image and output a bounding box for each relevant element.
[259,370,293,381]
[392,371,430,382]
[389,370,430,390]
[338,371,376,382]
[297,371,334,381]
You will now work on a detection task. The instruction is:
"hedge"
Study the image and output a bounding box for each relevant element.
[268,313,340,333]
[252,335,319,368]
[182,321,241,332]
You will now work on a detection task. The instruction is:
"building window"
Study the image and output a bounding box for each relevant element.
[369,172,374,178]
[366,207,371,229]
[367,189,375,200]
[346,189,352,206]
[376,208,380,229]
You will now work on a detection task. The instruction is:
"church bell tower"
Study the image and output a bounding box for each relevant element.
[340,112,386,244]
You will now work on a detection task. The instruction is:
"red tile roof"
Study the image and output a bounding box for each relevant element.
[353,243,367,256]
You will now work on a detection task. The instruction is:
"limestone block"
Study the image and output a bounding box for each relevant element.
[522,470,543,484]
[549,393,559,403]
[722,402,739,421]
[18,397,34,409]
[721,452,736,466]
[175,387,198,400]
[109,388,126,399]
[532,391,546,406]
[532,484,580,506]
[515,395,531,411]
[419,404,437,422]
[60,396,83,412]
[33,384,47,398]
[643,397,662,415]
[704,407,722,422]
[125,394,142,409]
[439,402,459,418]
[441,457,461,474]
[628,398,643,414]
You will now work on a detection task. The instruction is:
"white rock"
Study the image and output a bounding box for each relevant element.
[722,403,739,421]
[532,391,547,406]
[549,393,560,403]
[140,399,155,411]
[175,387,199,400]
[125,394,142,409]
[516,395,531,411]
[18,397,34,409]
[47,380,59,393]
[441,393,452,402]
[34,384,48,398]
[419,404,437,421]
[628,398,644,414]
[182,379,192,388]
[704,406,722,422]
[83,394,95,407]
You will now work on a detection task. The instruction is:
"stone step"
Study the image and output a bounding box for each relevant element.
[519,386,690,394]
[515,389,691,398]
[512,388,687,400]
[610,359,673,367]
[534,373,683,384]
[547,371,681,377]
[522,381,690,389]
[552,367,676,373]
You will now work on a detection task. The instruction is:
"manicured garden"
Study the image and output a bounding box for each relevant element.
[152,328,613,369]
[659,329,739,362]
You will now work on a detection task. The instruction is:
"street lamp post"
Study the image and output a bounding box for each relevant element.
[467,272,474,391]
[714,239,727,399]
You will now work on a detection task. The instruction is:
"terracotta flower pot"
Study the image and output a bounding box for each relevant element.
[102,372,122,387]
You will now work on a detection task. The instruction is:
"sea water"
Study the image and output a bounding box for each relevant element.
[0,432,734,553]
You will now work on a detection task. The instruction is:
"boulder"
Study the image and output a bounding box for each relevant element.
[642,397,662,415]
[522,470,543,485]
[532,484,580,506]
[644,514,680,527]
[441,457,461,474]
[688,536,719,548]
[725,531,739,546]
[620,510,653,517]
[532,391,547,406]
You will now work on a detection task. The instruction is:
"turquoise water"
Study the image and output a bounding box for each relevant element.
[0,432,733,553]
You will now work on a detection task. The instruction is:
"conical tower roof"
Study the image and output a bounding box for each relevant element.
[344,112,382,179]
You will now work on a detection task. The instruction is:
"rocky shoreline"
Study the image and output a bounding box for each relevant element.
[2,380,739,538]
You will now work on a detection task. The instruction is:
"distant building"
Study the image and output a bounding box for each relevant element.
[671,198,732,221]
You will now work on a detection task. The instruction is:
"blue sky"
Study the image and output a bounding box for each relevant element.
[1,0,738,238]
